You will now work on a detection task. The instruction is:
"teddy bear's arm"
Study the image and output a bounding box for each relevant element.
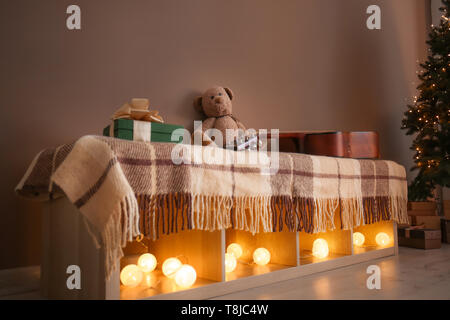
[201,117,216,131]
[192,117,216,146]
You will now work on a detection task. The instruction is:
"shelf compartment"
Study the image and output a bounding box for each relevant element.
[298,210,352,265]
[352,221,395,254]
[225,229,298,281]
[299,230,352,265]
[120,229,224,299]
[42,197,399,300]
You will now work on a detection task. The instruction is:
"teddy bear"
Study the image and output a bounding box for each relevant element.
[193,86,247,147]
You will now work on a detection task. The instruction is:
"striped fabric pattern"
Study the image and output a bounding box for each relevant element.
[16,135,408,278]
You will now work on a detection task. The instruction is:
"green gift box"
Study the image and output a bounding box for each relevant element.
[103,119,184,143]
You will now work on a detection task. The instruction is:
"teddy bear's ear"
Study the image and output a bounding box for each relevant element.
[224,87,233,100]
[193,96,203,113]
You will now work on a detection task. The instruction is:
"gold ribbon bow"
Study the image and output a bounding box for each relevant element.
[111,98,164,123]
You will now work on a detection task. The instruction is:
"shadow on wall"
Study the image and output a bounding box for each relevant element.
[328,0,428,180]
[379,1,430,179]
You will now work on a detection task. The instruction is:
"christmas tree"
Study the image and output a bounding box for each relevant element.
[401,0,450,201]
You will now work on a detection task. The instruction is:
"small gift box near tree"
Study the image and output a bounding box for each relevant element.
[401,0,450,218]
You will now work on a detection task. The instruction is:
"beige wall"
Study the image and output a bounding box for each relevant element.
[0,0,429,269]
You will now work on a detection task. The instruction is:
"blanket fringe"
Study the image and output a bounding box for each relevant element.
[100,192,140,280]
[361,196,391,225]
[340,198,364,230]
[312,198,339,233]
[390,196,409,225]
[137,193,407,240]
[232,195,272,234]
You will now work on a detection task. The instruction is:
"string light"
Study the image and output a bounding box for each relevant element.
[174,265,197,289]
[227,243,243,259]
[375,232,390,247]
[312,239,329,259]
[120,264,143,287]
[137,253,157,273]
[224,253,237,273]
[253,248,271,266]
[353,232,365,247]
[162,257,182,279]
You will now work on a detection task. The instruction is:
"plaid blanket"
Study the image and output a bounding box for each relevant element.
[16,135,408,278]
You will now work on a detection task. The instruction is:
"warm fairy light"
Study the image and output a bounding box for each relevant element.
[174,264,197,289]
[353,232,365,247]
[375,232,390,247]
[227,243,243,259]
[137,253,157,273]
[120,264,143,287]
[143,273,153,287]
[312,238,329,259]
[253,248,271,266]
[224,253,237,273]
[162,257,182,279]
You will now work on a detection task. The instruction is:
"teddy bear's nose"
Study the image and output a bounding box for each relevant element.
[214,97,223,104]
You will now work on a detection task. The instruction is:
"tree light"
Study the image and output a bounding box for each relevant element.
[174,264,197,289]
[137,253,157,273]
[253,248,271,266]
[162,257,182,279]
[227,243,243,259]
[353,232,365,247]
[120,264,143,287]
[375,232,390,247]
[224,253,237,273]
[312,238,329,259]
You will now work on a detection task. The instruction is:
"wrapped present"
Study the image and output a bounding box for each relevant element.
[398,226,441,250]
[111,98,164,123]
[410,216,441,229]
[407,201,436,211]
[407,209,436,217]
[103,119,184,143]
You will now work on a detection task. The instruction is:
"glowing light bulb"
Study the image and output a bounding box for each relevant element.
[143,273,153,287]
[353,232,365,247]
[162,257,182,279]
[137,253,157,273]
[120,264,143,287]
[312,238,329,259]
[375,232,390,247]
[224,253,237,273]
[253,248,271,266]
[227,243,243,259]
[174,264,197,289]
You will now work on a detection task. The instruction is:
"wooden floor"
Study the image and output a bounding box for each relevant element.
[1,245,449,300]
